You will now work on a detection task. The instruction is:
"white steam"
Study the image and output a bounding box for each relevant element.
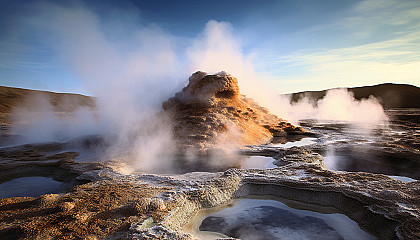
[186,20,280,111]
[10,1,389,173]
[11,94,99,144]
[280,89,388,124]
[12,2,184,172]
[315,89,387,123]
[281,89,389,171]
[184,19,388,126]
[11,2,260,172]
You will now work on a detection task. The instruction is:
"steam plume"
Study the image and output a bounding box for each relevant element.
[280,89,388,124]
[10,1,390,173]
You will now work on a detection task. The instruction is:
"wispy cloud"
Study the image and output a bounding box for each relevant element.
[269,32,420,92]
[259,0,420,93]
[300,0,420,41]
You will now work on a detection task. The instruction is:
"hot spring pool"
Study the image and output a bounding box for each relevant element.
[185,197,375,240]
[271,137,317,148]
[241,156,277,169]
[0,177,65,198]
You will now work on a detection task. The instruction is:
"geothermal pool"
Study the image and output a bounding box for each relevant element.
[300,109,420,180]
[186,197,375,240]
[271,137,317,148]
[241,156,277,169]
[241,137,317,169]
[0,176,65,198]
[239,108,419,181]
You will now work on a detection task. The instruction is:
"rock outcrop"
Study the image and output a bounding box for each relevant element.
[163,71,305,155]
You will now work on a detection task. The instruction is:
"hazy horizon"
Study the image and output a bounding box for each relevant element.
[0,80,419,97]
[1,0,420,95]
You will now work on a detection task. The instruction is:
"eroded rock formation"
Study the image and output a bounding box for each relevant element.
[163,71,305,154]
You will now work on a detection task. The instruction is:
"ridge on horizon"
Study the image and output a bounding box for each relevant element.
[286,82,420,95]
[286,83,420,109]
[1,82,419,113]
[3,82,418,98]
[0,85,94,98]
[0,85,95,114]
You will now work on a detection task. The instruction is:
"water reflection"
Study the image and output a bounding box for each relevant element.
[241,156,276,169]
[388,175,416,182]
[0,177,65,198]
[271,137,316,148]
[299,109,420,179]
[188,198,375,240]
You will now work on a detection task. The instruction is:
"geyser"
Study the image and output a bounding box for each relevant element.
[162,71,306,159]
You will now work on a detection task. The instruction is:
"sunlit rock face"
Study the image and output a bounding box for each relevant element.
[178,71,240,102]
[163,71,305,155]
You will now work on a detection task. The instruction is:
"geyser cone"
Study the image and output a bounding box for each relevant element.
[163,71,305,156]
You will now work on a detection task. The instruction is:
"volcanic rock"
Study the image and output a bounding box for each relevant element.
[163,71,305,154]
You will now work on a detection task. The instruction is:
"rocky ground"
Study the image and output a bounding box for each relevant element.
[0,142,418,239]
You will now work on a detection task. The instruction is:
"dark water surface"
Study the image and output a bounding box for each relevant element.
[301,109,420,179]
[188,198,375,240]
[0,177,65,198]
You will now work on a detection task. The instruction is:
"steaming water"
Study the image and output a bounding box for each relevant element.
[271,137,316,148]
[1,110,416,199]
[186,197,375,240]
[0,177,65,198]
[240,137,317,169]
[71,148,102,162]
[241,156,276,169]
[300,109,420,179]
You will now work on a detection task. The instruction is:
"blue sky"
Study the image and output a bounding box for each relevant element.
[1,0,419,95]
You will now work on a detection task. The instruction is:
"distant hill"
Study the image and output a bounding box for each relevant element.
[0,86,95,113]
[288,83,420,109]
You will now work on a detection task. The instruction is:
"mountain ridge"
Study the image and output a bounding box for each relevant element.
[1,82,419,114]
[287,83,420,109]
[0,85,95,113]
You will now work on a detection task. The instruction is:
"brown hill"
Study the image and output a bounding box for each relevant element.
[163,71,305,155]
[0,86,95,114]
[288,83,420,109]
